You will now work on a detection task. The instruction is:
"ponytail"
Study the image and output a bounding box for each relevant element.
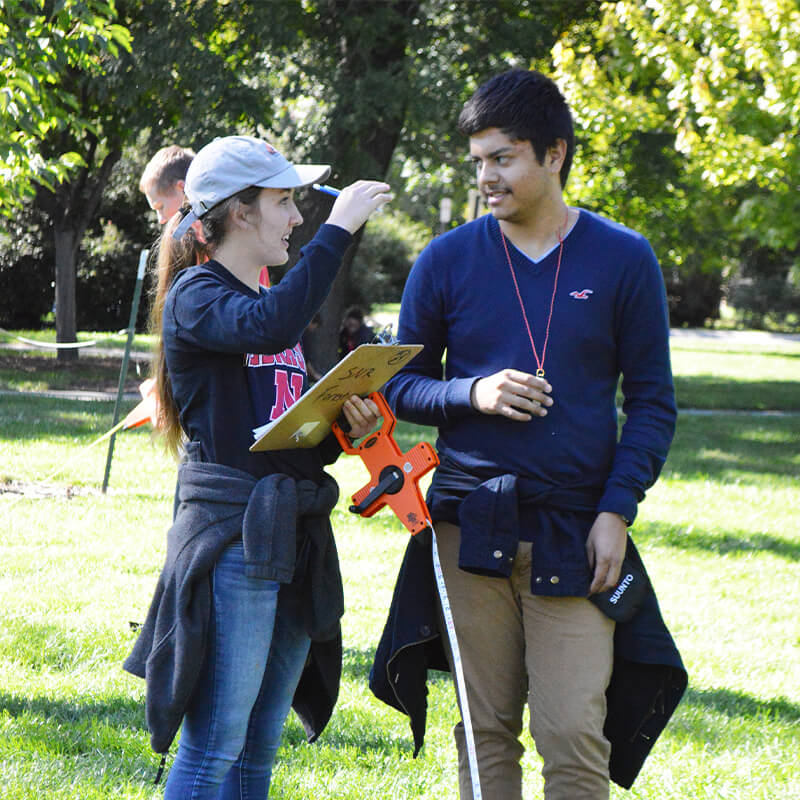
[149,210,207,457]
[149,186,261,457]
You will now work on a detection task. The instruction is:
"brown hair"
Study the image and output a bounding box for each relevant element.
[139,145,195,195]
[148,212,205,456]
[149,186,263,457]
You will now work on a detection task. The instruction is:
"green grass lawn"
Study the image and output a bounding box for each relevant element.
[3,326,799,411]
[670,336,800,411]
[1,340,799,798]
[0,328,153,394]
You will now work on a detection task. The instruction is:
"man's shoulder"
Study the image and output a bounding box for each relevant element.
[415,215,490,267]
[579,209,652,256]
[429,215,489,248]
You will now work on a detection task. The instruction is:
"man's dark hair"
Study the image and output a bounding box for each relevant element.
[458,69,574,188]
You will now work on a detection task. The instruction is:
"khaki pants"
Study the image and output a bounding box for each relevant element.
[434,522,615,800]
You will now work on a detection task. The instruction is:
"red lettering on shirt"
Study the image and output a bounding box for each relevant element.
[274,348,298,368]
[246,353,277,367]
[270,370,304,420]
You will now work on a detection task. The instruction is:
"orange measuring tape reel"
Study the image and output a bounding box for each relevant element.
[331,391,438,535]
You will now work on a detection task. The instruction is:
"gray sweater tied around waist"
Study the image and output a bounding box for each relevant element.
[124,459,342,754]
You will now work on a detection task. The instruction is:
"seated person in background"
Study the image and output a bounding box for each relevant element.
[337,305,374,359]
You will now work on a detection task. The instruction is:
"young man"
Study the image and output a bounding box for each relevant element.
[378,69,686,798]
[139,145,195,225]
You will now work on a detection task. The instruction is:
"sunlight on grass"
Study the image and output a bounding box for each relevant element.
[1,342,798,798]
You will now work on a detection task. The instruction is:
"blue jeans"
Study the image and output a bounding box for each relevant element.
[164,540,311,799]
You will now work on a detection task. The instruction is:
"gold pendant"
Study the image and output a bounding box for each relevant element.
[536,368,545,378]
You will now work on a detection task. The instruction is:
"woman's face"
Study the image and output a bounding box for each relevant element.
[251,187,303,266]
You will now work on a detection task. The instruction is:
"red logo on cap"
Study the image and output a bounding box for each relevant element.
[264,142,277,154]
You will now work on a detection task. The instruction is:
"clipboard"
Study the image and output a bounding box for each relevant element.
[250,343,422,451]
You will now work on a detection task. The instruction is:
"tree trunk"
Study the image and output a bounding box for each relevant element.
[53,224,80,363]
[298,0,421,373]
[41,144,121,362]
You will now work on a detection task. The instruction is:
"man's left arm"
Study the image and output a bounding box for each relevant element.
[589,240,677,593]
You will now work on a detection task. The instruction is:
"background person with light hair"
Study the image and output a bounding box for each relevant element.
[139,144,196,225]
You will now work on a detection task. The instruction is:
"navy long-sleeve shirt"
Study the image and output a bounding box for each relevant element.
[163,223,351,481]
[385,211,676,563]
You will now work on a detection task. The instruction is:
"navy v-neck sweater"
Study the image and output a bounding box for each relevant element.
[384,210,676,526]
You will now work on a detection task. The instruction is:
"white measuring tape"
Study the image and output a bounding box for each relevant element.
[430,524,483,800]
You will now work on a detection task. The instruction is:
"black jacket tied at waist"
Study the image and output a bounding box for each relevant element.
[430,457,603,595]
[370,463,688,789]
[124,459,342,754]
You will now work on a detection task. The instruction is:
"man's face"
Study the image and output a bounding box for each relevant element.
[145,181,186,225]
[469,128,562,227]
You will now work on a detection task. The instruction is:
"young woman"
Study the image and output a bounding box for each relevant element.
[124,135,390,798]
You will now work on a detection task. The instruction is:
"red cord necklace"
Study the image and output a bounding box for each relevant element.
[499,208,570,379]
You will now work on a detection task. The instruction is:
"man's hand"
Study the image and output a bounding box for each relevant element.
[341,395,381,440]
[586,512,628,595]
[470,369,553,420]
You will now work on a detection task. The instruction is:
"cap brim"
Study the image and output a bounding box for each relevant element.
[257,163,331,189]
[173,210,199,240]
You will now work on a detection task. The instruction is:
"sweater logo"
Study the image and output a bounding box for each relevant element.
[569,289,594,300]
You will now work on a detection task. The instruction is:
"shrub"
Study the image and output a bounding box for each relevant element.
[664,267,724,328]
[76,219,154,332]
[348,211,430,309]
[0,205,54,328]
[726,242,800,330]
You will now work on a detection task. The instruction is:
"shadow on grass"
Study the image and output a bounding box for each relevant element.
[341,646,451,686]
[284,707,418,757]
[671,347,800,360]
[1,617,138,673]
[0,394,119,442]
[683,685,800,724]
[0,689,166,793]
[665,414,800,481]
[636,520,800,561]
[0,689,147,732]
[674,376,800,411]
[342,645,376,682]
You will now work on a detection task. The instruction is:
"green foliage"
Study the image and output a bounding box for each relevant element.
[0,203,53,327]
[0,0,131,212]
[6,0,800,332]
[77,219,149,331]
[349,212,431,309]
[0,140,156,331]
[549,0,800,324]
[74,139,158,331]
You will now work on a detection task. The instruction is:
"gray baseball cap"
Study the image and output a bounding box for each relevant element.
[173,135,330,238]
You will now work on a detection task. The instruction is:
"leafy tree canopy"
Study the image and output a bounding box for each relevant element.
[552,0,800,251]
[0,0,131,212]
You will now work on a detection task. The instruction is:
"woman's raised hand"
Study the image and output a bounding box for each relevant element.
[326,180,392,234]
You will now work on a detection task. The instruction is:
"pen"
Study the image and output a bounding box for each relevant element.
[312,183,341,197]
